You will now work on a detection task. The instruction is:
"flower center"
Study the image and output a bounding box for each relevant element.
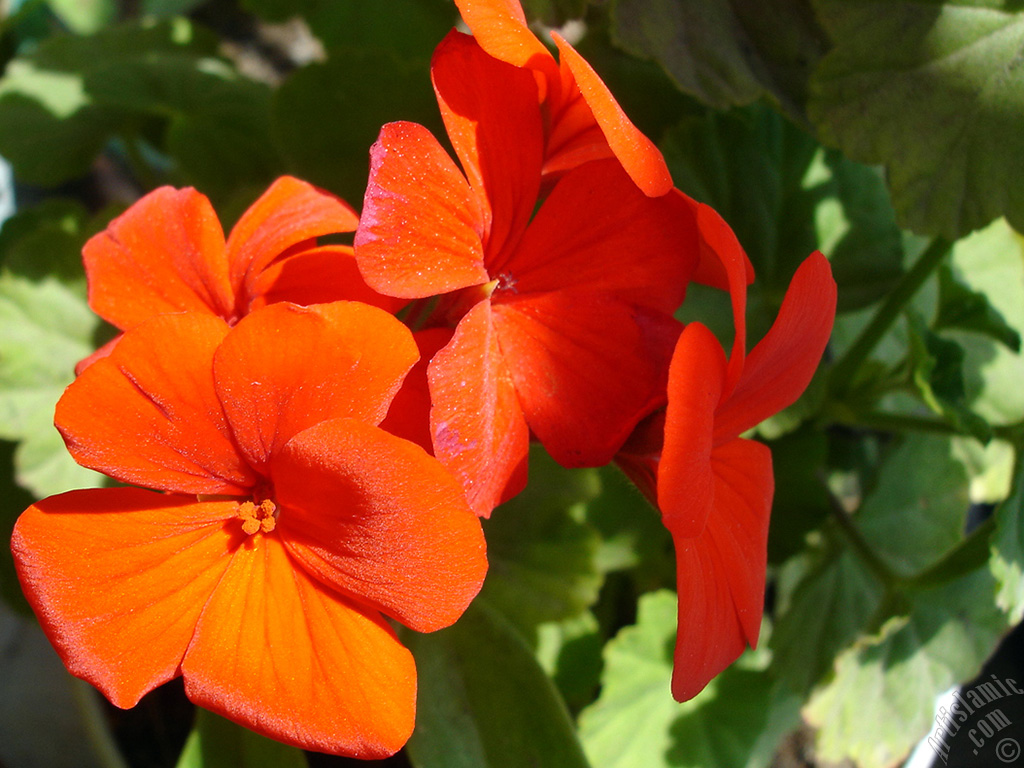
[236,499,277,536]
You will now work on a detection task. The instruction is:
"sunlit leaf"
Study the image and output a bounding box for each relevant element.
[404,599,591,768]
[809,1,1024,238]
[935,264,1021,352]
[991,457,1024,623]
[175,708,308,768]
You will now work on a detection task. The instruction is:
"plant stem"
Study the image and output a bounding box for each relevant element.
[829,498,900,589]
[831,237,952,394]
[69,677,129,768]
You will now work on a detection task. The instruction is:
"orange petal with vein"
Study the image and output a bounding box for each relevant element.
[182,535,416,758]
[274,417,487,632]
[213,302,418,470]
[11,488,237,708]
[56,313,254,495]
[83,187,233,330]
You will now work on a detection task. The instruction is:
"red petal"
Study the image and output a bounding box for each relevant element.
[493,290,680,467]
[670,438,772,701]
[181,535,416,758]
[56,313,255,495]
[83,187,234,329]
[696,205,751,397]
[74,334,120,376]
[657,322,725,538]
[213,302,418,471]
[428,300,529,517]
[452,0,556,73]
[244,245,406,315]
[11,488,237,708]
[715,251,837,442]
[432,31,544,265]
[551,33,673,197]
[354,121,490,298]
[273,417,487,632]
[500,159,696,312]
[380,327,453,452]
[225,176,358,296]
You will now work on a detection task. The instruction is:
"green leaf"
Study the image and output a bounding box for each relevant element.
[404,599,591,768]
[805,569,1008,768]
[906,310,992,443]
[947,219,1024,425]
[304,0,456,59]
[175,708,308,768]
[609,0,827,116]
[480,446,603,640]
[578,591,799,768]
[991,457,1024,623]
[272,50,443,207]
[935,264,1021,352]
[809,1,1024,239]
[765,427,830,564]
[141,0,208,17]
[662,104,904,331]
[522,0,587,26]
[45,0,117,34]
[0,439,35,614]
[0,202,103,500]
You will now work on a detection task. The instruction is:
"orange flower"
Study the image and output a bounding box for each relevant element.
[618,207,836,700]
[78,176,401,370]
[11,301,487,757]
[452,0,672,196]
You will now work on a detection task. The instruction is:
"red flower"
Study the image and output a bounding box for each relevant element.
[619,207,836,700]
[11,301,487,757]
[355,32,698,515]
[452,0,673,196]
[78,176,401,370]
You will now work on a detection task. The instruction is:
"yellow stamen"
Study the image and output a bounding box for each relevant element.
[236,499,278,536]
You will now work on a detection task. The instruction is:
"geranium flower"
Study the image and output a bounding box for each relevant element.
[78,176,401,370]
[11,301,487,757]
[617,207,836,700]
[452,0,673,196]
[355,31,698,515]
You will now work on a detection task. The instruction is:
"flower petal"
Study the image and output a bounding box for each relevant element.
[452,0,556,73]
[83,187,234,329]
[56,313,255,495]
[715,251,837,442]
[244,245,406,315]
[181,534,416,758]
[498,159,696,312]
[657,322,725,539]
[380,327,453,452]
[355,121,490,298]
[493,290,681,467]
[273,417,487,632]
[213,302,418,471]
[670,437,772,702]
[11,488,237,708]
[551,33,673,197]
[225,176,359,295]
[432,31,544,265]
[428,300,529,517]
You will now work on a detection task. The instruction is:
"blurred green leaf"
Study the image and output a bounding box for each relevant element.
[535,610,604,713]
[175,708,308,768]
[766,427,830,563]
[45,0,117,34]
[404,599,591,768]
[805,568,1008,768]
[809,1,1024,239]
[991,457,1024,623]
[272,50,442,206]
[0,201,102,498]
[522,0,587,26]
[935,264,1021,352]
[481,446,603,640]
[906,311,992,443]
[0,439,35,614]
[141,0,208,17]
[947,219,1024,426]
[578,591,799,768]
[305,0,456,58]
[770,546,884,695]
[609,0,827,116]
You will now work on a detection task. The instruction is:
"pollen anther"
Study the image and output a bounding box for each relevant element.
[237,498,278,536]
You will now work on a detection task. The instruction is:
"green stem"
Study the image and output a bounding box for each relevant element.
[837,410,1024,444]
[69,677,129,768]
[829,499,900,589]
[831,237,952,394]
